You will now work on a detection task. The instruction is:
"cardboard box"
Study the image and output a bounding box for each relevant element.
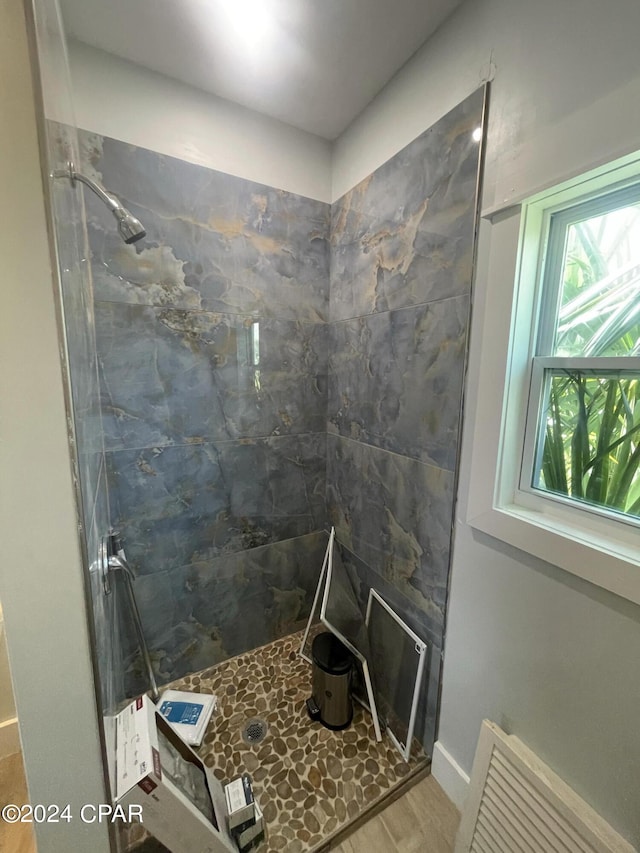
[234,800,264,851]
[224,774,255,832]
[114,695,236,853]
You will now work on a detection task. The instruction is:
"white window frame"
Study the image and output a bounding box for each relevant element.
[466,149,640,607]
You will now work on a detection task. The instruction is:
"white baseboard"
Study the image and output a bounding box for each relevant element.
[0,717,20,759]
[431,740,470,812]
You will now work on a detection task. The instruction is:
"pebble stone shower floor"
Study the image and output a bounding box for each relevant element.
[134,629,428,852]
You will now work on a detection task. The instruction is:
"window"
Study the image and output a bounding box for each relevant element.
[466,150,640,606]
[521,186,640,524]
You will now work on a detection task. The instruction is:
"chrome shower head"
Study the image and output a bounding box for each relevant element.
[56,162,146,244]
[112,206,147,245]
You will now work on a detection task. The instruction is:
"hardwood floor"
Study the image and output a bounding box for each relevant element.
[0,751,37,853]
[333,775,460,853]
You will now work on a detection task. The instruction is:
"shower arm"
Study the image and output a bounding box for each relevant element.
[70,165,121,212]
[53,161,146,244]
[54,161,119,211]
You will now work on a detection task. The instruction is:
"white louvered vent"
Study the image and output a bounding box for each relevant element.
[455,721,635,853]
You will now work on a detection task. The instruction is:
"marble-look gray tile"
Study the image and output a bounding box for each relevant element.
[326,435,453,622]
[331,88,484,242]
[330,88,484,321]
[79,130,334,690]
[95,301,328,450]
[120,532,328,693]
[324,92,485,756]
[328,296,469,470]
[336,541,443,648]
[106,434,327,575]
[79,132,330,322]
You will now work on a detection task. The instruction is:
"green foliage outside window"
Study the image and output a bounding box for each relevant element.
[539,373,640,515]
[535,201,640,518]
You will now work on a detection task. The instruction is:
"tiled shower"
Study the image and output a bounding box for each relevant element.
[34,0,485,837]
[75,87,484,754]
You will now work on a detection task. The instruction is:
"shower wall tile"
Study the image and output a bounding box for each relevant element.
[95,301,328,450]
[338,542,442,649]
[78,131,330,322]
[326,434,454,627]
[106,434,327,575]
[121,531,328,694]
[328,296,469,470]
[77,132,332,686]
[327,88,485,757]
[330,88,483,322]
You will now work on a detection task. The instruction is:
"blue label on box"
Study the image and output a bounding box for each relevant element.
[159,700,203,726]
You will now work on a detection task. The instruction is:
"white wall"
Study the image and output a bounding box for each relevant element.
[333,0,640,207]
[0,1,110,849]
[67,41,332,203]
[333,0,640,845]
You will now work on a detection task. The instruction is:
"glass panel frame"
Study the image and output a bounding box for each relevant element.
[365,590,427,762]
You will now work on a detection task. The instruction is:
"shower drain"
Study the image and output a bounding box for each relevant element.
[241,717,268,745]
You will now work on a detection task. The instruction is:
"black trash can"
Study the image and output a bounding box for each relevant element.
[310,632,354,730]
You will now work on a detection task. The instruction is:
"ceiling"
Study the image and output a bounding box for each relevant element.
[59,0,462,140]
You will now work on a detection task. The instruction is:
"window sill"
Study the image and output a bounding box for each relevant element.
[468,499,640,606]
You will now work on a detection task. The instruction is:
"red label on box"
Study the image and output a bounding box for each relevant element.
[136,696,143,710]
[138,776,157,795]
